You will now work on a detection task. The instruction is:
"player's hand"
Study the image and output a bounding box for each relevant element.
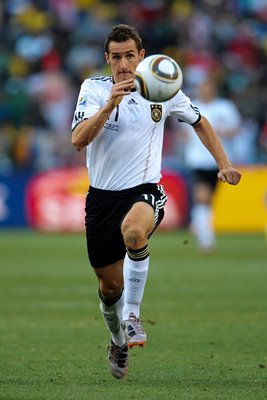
[108,79,134,107]
[217,167,242,185]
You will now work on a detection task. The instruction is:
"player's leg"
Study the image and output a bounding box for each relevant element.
[93,261,129,379]
[85,188,130,378]
[120,201,155,347]
[85,187,127,348]
[94,261,126,347]
[121,185,167,346]
[190,179,216,252]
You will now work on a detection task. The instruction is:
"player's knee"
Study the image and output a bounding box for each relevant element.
[99,280,122,301]
[193,183,213,204]
[122,226,146,250]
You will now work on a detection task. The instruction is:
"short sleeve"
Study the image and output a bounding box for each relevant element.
[71,79,102,131]
[168,90,201,125]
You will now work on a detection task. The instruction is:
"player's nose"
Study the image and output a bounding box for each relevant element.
[120,57,128,69]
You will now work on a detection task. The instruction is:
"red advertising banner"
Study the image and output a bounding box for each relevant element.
[159,169,189,230]
[26,167,189,232]
[26,168,88,231]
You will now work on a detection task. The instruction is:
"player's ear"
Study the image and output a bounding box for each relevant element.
[105,52,110,64]
[140,49,145,61]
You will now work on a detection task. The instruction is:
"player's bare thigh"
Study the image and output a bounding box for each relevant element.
[121,201,155,249]
[193,182,213,204]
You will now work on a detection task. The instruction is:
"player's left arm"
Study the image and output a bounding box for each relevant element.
[193,116,242,185]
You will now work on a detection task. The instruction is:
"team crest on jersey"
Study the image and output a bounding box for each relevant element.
[150,104,162,122]
[78,95,87,106]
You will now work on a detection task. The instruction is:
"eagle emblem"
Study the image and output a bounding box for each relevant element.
[150,104,162,122]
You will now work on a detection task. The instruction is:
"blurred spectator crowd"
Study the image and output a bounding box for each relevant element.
[1,0,267,174]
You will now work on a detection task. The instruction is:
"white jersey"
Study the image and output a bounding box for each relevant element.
[72,76,200,190]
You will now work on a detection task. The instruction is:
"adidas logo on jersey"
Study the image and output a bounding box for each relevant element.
[127,98,138,105]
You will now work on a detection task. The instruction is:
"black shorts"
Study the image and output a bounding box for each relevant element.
[85,183,167,268]
[192,168,218,191]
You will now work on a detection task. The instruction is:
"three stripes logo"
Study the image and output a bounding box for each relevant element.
[74,111,85,123]
[141,185,168,225]
[127,98,138,105]
[154,185,168,224]
[178,104,200,124]
[190,104,200,117]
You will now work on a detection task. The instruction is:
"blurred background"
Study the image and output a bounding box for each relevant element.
[0,0,267,234]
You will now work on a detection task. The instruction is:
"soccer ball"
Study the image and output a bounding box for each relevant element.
[134,54,183,102]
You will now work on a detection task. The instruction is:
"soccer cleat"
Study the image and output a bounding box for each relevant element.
[122,313,147,348]
[107,341,129,379]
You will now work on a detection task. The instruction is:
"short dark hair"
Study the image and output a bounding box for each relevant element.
[104,24,143,53]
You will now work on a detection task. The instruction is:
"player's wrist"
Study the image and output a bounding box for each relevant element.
[103,99,118,113]
[218,159,232,171]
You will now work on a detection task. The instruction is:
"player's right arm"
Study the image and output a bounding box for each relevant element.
[72,79,133,151]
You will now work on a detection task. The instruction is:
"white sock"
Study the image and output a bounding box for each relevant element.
[191,204,215,248]
[122,253,149,320]
[99,291,126,347]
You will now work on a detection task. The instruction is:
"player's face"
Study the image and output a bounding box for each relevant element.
[198,80,217,102]
[105,39,145,83]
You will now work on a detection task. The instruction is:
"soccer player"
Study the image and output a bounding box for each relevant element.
[180,78,242,253]
[71,24,241,379]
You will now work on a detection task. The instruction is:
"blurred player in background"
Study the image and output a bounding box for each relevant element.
[71,25,241,379]
[180,78,242,253]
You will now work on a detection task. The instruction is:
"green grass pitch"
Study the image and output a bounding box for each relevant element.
[0,229,267,399]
